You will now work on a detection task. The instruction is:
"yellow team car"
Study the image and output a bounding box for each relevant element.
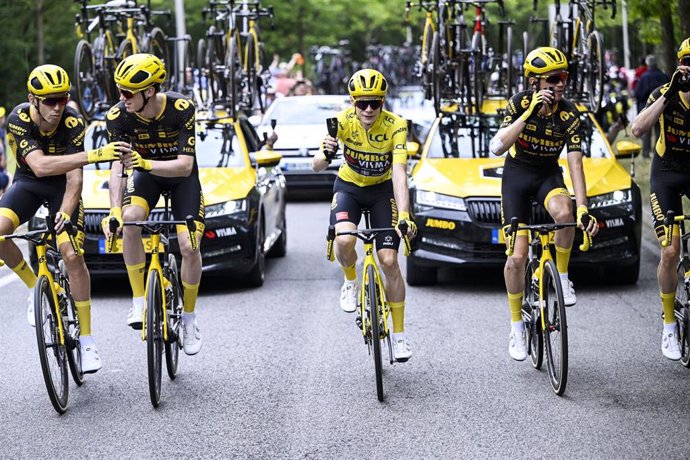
[408,107,642,286]
[31,111,287,287]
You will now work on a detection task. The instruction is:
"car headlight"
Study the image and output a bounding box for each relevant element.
[205,199,248,218]
[416,190,467,211]
[588,189,631,209]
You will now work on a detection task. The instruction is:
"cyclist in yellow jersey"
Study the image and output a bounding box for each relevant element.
[631,38,690,360]
[102,54,205,355]
[1,65,126,373]
[490,47,598,361]
[313,69,417,362]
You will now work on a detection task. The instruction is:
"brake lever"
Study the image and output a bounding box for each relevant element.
[185,215,198,252]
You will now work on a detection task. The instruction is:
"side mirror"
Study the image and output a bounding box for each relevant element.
[614,140,641,159]
[250,150,282,169]
[407,141,420,158]
[248,114,262,127]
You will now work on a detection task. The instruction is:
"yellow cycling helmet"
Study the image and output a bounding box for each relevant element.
[523,47,568,77]
[114,53,166,90]
[348,69,388,98]
[678,38,690,60]
[27,64,71,95]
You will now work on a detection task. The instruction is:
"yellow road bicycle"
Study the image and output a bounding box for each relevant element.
[505,215,591,396]
[326,210,411,402]
[108,193,196,408]
[2,209,85,413]
[662,211,690,366]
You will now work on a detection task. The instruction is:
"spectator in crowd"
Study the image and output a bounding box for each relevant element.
[630,56,648,93]
[634,55,670,158]
[289,79,314,96]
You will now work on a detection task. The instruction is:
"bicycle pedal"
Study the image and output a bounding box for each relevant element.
[165,329,178,345]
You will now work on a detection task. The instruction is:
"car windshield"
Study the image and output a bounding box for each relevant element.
[264,98,350,125]
[427,112,610,159]
[82,122,246,170]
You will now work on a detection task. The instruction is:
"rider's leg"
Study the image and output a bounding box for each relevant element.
[378,248,405,331]
[177,222,203,316]
[0,212,37,288]
[122,203,147,327]
[547,191,575,276]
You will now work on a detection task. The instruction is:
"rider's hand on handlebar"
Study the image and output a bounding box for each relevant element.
[577,205,598,236]
[321,135,339,163]
[396,211,417,239]
[101,207,123,238]
[54,211,71,234]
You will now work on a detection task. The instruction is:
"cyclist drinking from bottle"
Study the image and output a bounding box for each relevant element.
[489,47,598,361]
[631,38,690,361]
[1,64,126,373]
[312,69,417,362]
[103,54,205,356]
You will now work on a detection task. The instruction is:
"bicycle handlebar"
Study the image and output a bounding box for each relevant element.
[325,222,412,259]
[504,216,592,257]
[661,210,690,247]
[108,215,198,253]
[0,214,82,257]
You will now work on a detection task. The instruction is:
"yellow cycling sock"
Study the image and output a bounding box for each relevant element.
[125,262,146,298]
[182,280,200,314]
[12,260,36,289]
[342,263,357,282]
[75,299,91,337]
[508,291,523,322]
[555,245,572,275]
[390,301,405,333]
[661,291,676,325]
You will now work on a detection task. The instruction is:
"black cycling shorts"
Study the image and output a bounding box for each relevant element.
[500,156,568,226]
[330,177,400,251]
[0,177,84,231]
[650,155,690,240]
[123,170,205,224]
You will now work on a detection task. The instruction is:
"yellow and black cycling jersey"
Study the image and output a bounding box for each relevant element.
[334,107,408,187]
[645,85,690,172]
[6,103,85,181]
[501,91,582,164]
[106,91,196,164]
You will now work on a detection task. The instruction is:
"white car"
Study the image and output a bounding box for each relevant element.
[254,95,351,193]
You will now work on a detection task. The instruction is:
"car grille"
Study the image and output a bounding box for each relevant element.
[84,209,167,234]
[466,199,562,225]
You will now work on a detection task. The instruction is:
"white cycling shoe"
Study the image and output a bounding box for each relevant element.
[339,280,357,313]
[183,319,202,355]
[662,328,682,361]
[127,299,144,330]
[561,278,576,307]
[509,329,527,361]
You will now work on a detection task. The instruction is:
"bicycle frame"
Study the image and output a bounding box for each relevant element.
[359,233,390,342]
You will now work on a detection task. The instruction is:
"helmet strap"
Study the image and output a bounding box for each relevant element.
[136,92,150,113]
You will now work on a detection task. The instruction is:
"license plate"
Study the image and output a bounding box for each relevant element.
[491,228,505,244]
[282,160,312,171]
[99,237,164,254]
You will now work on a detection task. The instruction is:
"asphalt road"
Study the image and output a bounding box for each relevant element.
[1,200,688,458]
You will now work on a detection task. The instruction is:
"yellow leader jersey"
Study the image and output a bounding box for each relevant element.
[335,107,408,187]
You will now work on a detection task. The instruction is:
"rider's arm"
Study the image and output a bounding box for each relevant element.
[631,87,666,137]
[24,149,90,177]
[567,151,587,208]
[490,93,531,156]
[392,162,410,214]
[59,168,83,217]
[108,161,126,208]
[143,155,195,178]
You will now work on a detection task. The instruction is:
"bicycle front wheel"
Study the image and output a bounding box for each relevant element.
[165,254,182,380]
[366,265,384,402]
[543,259,568,395]
[585,30,604,113]
[523,259,543,370]
[73,39,97,121]
[35,275,69,414]
[146,270,164,407]
[676,263,690,367]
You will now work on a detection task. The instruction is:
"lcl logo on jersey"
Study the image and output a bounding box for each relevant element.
[369,133,389,143]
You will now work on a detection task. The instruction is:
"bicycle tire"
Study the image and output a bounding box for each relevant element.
[145,27,169,91]
[73,40,97,121]
[94,34,118,105]
[34,275,69,414]
[471,32,484,115]
[165,254,182,380]
[206,26,224,106]
[676,262,690,367]
[523,259,543,370]
[430,31,442,116]
[225,35,241,118]
[366,264,384,402]
[543,259,568,395]
[585,30,604,113]
[146,270,163,408]
[117,38,134,62]
[505,24,514,97]
[244,33,260,113]
[421,20,434,100]
[60,261,84,386]
[522,31,529,92]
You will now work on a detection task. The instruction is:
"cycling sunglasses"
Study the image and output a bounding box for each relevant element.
[35,94,70,107]
[118,86,150,100]
[539,71,569,84]
[354,99,384,111]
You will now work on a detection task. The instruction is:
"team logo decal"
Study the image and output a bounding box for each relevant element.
[107,107,120,120]
[65,116,79,129]
[560,111,571,122]
[174,99,191,111]
[571,134,580,144]
[520,97,530,109]
[188,137,195,146]
[20,139,28,148]
[19,112,30,122]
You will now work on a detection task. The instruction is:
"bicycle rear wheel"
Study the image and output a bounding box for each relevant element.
[146,270,164,407]
[145,27,170,91]
[73,39,98,121]
[523,260,543,370]
[165,254,182,380]
[224,35,241,117]
[366,265,384,402]
[585,30,604,113]
[430,31,443,115]
[421,19,434,100]
[34,275,69,414]
[116,38,134,62]
[543,259,568,395]
[676,262,690,367]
